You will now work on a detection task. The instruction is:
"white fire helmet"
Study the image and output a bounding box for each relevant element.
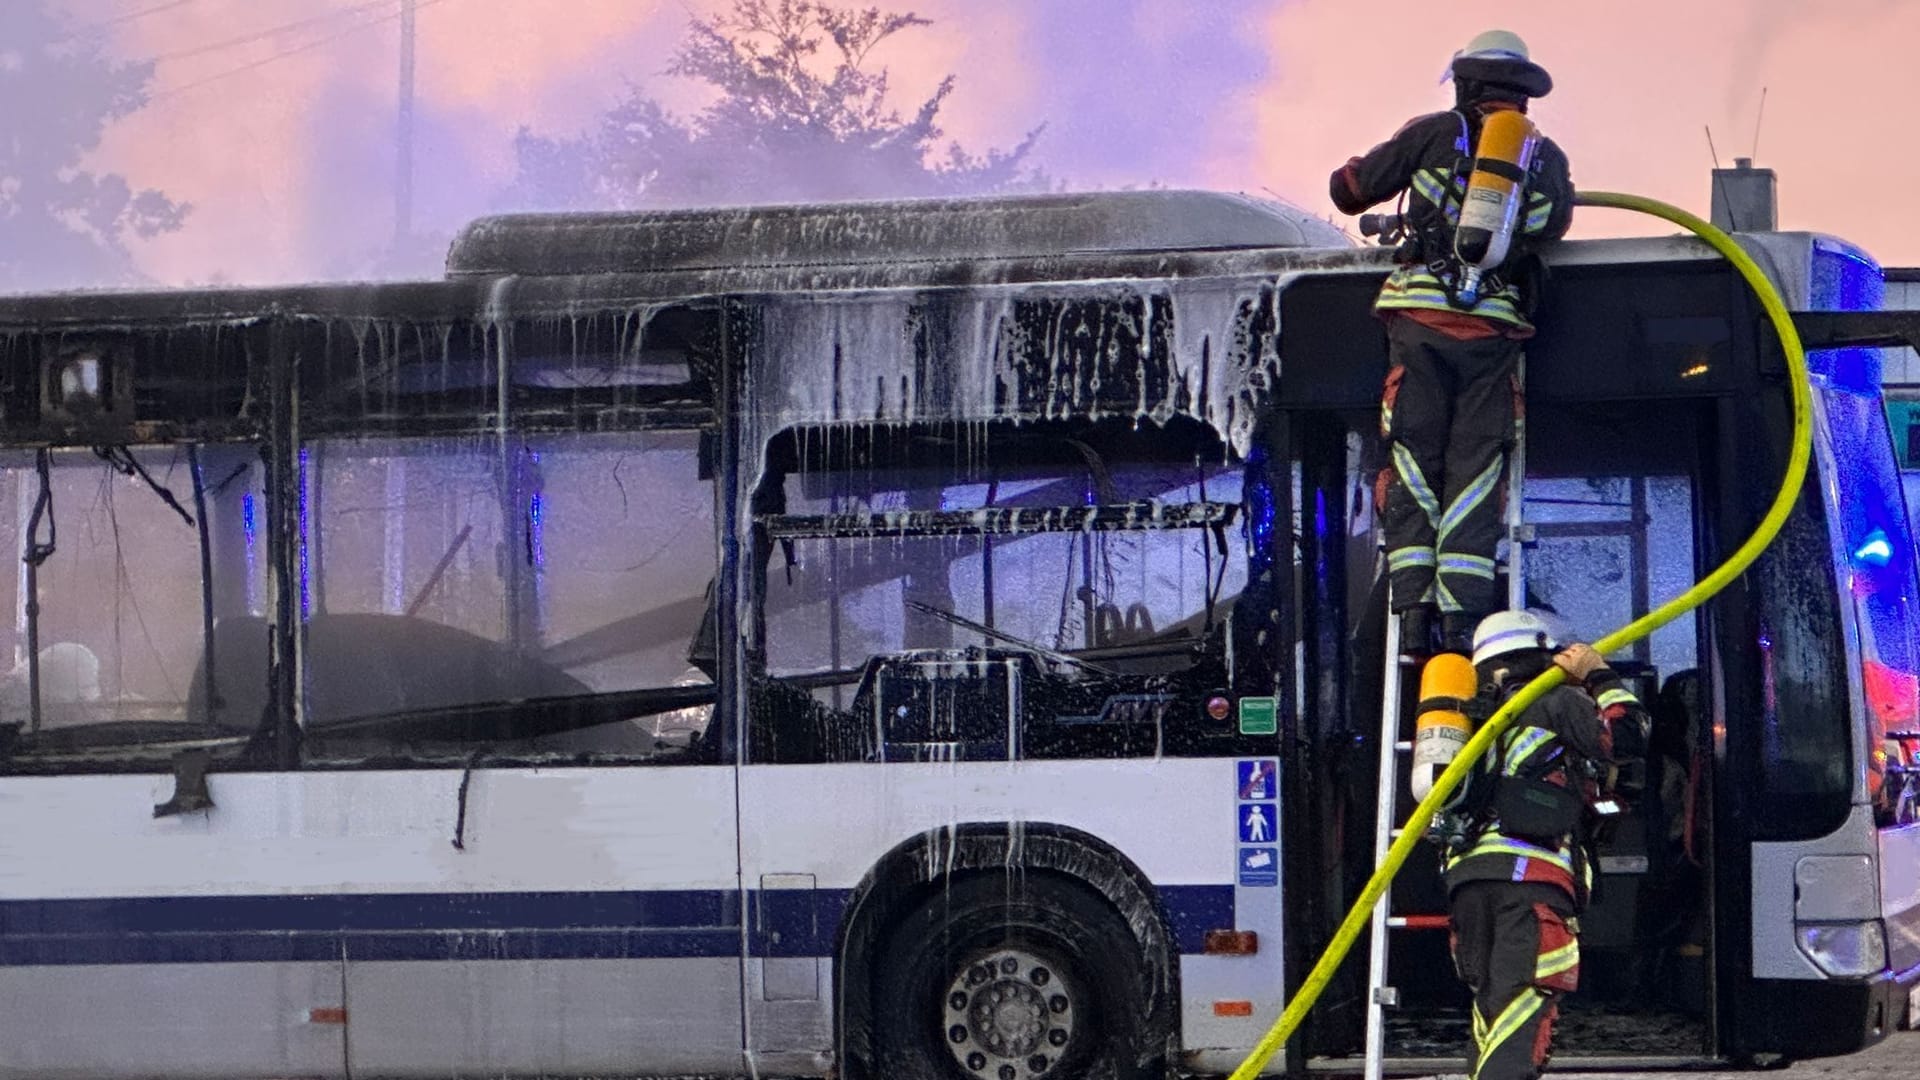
[1471,609,1558,669]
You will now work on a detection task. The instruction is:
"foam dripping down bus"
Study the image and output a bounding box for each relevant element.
[0,190,1915,1079]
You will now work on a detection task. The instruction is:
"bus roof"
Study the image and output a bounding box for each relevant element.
[0,198,1860,459]
[0,235,1730,331]
[445,189,1354,277]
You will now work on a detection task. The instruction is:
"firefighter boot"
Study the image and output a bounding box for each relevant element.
[1399,603,1438,659]
[1440,612,1480,658]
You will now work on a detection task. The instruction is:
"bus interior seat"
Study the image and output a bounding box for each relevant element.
[185,613,591,734]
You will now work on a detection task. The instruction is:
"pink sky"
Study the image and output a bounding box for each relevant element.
[67,0,1920,286]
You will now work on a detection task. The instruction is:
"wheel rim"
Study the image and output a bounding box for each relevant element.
[940,945,1078,1080]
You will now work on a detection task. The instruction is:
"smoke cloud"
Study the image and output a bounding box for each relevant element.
[48,0,1920,289]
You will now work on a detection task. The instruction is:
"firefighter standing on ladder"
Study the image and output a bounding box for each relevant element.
[1434,611,1650,1080]
[1329,29,1574,657]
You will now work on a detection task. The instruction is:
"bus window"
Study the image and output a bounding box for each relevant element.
[1526,474,1699,678]
[290,431,718,766]
[1820,385,1920,827]
[0,446,261,773]
[766,466,1243,675]
[754,423,1246,763]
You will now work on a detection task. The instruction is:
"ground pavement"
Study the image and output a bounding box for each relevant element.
[1419,1028,1918,1080]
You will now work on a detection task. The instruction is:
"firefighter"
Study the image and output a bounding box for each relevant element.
[1328,29,1575,656]
[1435,610,1649,1080]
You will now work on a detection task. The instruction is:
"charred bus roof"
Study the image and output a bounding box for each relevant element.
[0,188,1893,456]
[0,191,1358,329]
[0,190,1737,331]
[444,190,1353,278]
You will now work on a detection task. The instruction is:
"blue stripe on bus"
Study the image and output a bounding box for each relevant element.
[0,885,1233,967]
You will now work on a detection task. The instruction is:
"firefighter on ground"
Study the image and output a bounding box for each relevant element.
[1328,29,1575,656]
[1431,610,1650,1080]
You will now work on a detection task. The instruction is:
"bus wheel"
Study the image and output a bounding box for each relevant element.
[871,871,1164,1080]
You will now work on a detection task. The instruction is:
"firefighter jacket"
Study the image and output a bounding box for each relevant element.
[1330,102,1575,331]
[1442,667,1649,910]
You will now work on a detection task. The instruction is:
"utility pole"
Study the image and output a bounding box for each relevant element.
[394,0,416,246]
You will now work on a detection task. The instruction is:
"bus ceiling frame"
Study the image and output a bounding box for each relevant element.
[760,501,1239,542]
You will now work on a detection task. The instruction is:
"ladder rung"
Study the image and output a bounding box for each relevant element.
[1371,986,1400,1007]
[1389,827,1408,838]
[1392,740,1412,753]
[1387,914,1450,931]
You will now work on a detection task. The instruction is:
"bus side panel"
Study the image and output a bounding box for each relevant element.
[737,757,1280,1060]
[0,964,345,1080]
[1882,822,1920,978]
[0,766,745,1080]
[344,958,745,1078]
[0,774,349,1080]
[331,766,745,1078]
[1751,806,1880,981]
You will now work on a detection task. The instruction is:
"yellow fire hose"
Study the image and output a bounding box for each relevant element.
[1229,191,1816,1080]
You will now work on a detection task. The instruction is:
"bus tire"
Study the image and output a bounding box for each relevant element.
[871,870,1165,1080]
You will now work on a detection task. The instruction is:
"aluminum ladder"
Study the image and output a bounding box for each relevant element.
[1360,359,1532,1080]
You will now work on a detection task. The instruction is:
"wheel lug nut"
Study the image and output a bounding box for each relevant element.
[951,992,969,1010]
[1049,994,1068,1014]
[1030,1055,1050,1073]
[950,1024,969,1044]
[1049,1028,1068,1047]
[998,1066,1017,1080]
[967,1051,987,1070]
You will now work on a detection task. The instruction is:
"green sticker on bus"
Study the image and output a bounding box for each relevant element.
[1238,697,1277,736]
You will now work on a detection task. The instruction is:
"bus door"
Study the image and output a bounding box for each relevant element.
[1281,389,1719,1060]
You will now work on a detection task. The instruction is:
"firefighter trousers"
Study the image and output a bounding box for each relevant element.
[1448,880,1581,1080]
[1376,317,1522,616]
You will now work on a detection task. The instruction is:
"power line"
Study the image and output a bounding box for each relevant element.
[89,0,203,30]
[57,0,202,42]
[153,0,397,64]
[150,0,450,101]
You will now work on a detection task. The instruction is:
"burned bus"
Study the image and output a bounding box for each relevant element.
[0,190,1913,1079]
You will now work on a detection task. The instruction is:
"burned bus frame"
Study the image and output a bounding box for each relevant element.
[0,191,1913,1072]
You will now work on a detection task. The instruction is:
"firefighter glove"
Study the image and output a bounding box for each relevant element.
[1554,643,1606,683]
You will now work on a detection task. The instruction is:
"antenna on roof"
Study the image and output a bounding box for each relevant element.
[1705,125,1723,170]
[1750,86,1769,160]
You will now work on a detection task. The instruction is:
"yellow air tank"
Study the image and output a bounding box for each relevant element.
[1453,109,1540,304]
[1411,652,1478,800]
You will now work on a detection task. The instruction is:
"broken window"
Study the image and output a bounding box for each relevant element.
[752,422,1246,762]
[289,430,719,766]
[764,463,1243,681]
[0,445,264,773]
